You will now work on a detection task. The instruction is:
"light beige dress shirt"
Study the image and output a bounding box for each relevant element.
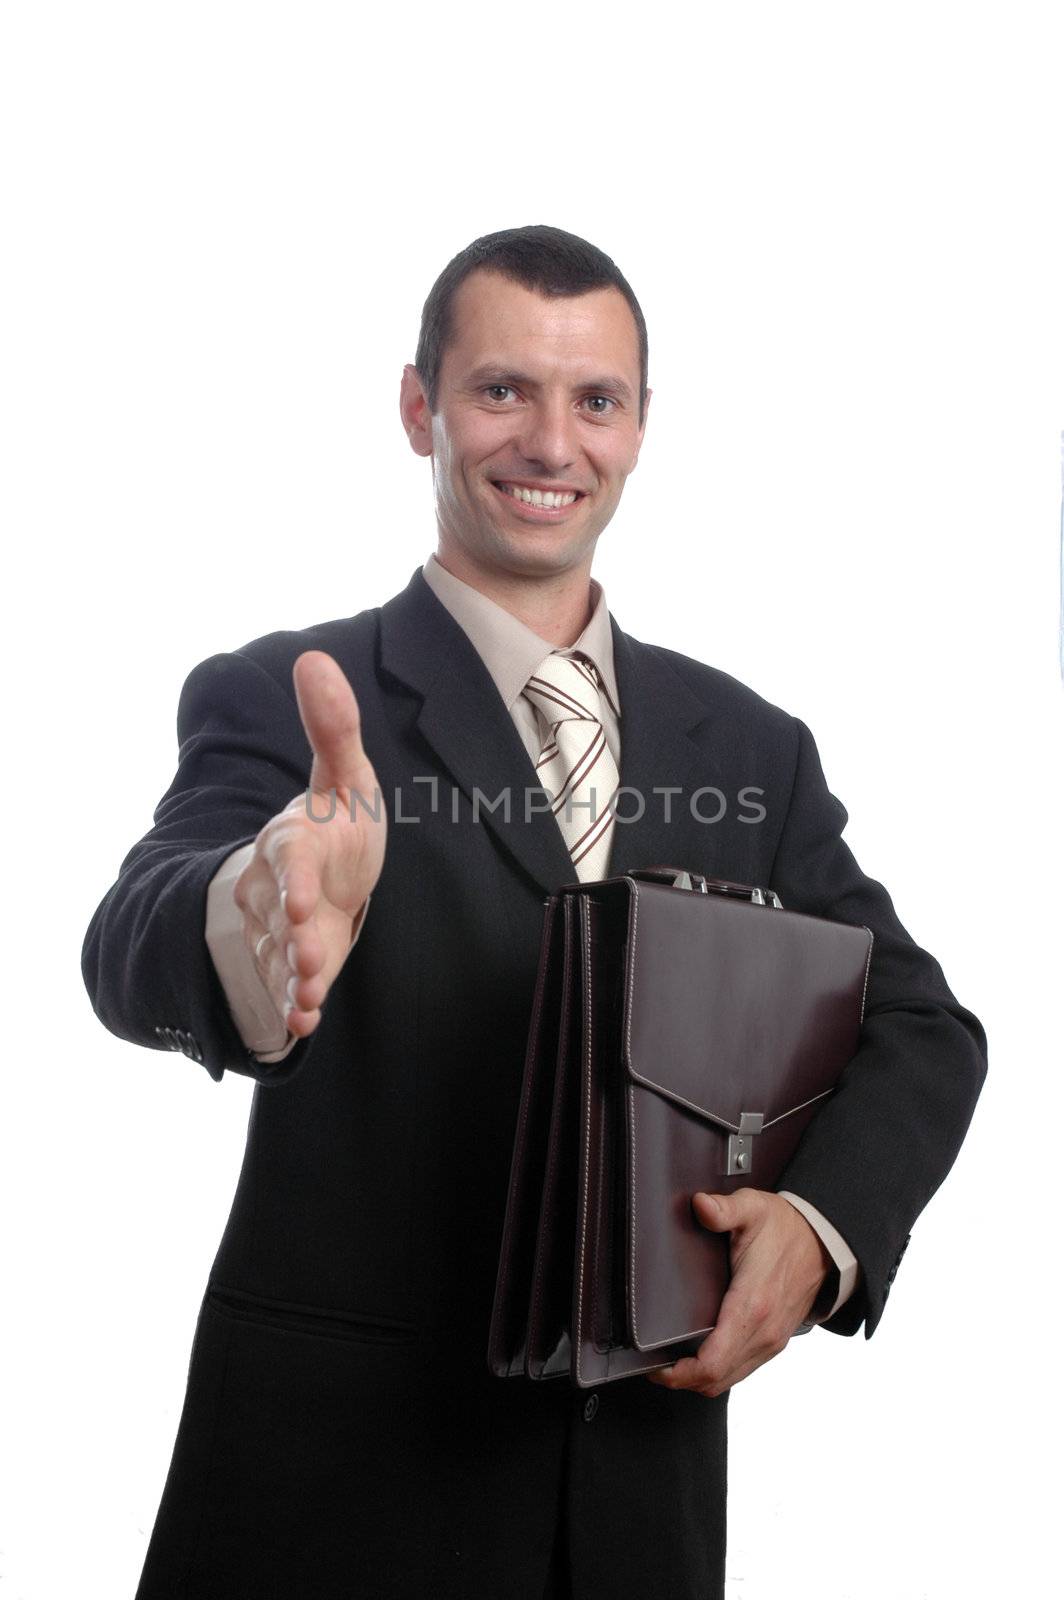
[205,552,859,1321]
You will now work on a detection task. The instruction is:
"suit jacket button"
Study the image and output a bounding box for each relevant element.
[582,1394,599,1423]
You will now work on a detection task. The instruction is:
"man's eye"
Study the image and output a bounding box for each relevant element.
[482,387,615,412]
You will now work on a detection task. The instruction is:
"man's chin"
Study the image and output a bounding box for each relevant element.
[438,508,602,582]
[486,522,599,577]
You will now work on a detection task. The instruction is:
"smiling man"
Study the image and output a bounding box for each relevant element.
[83,225,987,1600]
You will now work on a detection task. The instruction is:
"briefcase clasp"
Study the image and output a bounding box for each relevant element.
[726,1111,765,1175]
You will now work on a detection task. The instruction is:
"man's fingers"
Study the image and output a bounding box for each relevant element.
[285,968,328,1017]
[238,838,329,1002]
[240,907,328,1040]
[692,1189,761,1234]
[648,1299,788,1399]
[293,651,375,801]
[233,791,369,1045]
[649,1348,765,1398]
[647,1354,706,1390]
[255,817,326,927]
[285,1003,323,1038]
[648,1189,827,1400]
[659,1296,767,1396]
[243,906,325,985]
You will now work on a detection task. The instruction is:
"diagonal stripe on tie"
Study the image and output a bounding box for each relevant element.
[522,649,620,882]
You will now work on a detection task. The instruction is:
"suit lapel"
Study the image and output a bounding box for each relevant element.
[378,567,721,894]
[605,617,723,880]
[380,568,575,892]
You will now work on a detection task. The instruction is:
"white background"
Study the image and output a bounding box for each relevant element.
[2,3,1062,1597]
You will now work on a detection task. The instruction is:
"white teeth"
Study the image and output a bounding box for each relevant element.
[498,483,578,507]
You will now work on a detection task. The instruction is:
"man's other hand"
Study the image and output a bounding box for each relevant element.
[233,650,388,1039]
[646,1189,832,1400]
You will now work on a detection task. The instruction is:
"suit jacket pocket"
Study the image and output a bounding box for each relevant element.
[206,1284,420,1346]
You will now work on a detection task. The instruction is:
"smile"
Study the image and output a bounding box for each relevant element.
[491,481,585,517]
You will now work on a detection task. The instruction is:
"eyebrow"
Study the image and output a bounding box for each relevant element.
[463,365,635,404]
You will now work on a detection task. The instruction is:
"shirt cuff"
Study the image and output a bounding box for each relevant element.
[777,1191,861,1327]
[205,842,370,1065]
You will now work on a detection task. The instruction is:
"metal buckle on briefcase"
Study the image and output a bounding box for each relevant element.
[726,1112,765,1175]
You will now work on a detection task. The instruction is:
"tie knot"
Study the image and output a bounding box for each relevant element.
[523,651,605,729]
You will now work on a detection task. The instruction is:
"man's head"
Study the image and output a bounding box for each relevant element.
[400,225,651,587]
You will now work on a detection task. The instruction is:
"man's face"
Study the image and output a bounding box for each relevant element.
[402,269,649,581]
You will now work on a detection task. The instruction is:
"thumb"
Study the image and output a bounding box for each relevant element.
[692,1190,748,1233]
[293,651,374,799]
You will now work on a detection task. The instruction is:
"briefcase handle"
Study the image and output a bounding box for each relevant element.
[632,864,783,909]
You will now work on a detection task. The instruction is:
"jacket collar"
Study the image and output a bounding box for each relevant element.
[419,552,621,718]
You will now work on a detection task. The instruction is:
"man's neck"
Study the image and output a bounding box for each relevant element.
[432,546,595,646]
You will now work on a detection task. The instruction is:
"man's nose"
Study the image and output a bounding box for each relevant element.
[516,399,580,474]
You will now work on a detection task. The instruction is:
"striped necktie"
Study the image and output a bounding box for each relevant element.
[522,649,620,882]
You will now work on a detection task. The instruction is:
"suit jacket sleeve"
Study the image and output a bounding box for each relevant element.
[768,717,988,1339]
[81,648,320,1086]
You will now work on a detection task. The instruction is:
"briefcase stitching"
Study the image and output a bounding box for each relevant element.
[858,928,874,1020]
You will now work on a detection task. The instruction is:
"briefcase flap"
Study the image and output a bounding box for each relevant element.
[621,879,873,1130]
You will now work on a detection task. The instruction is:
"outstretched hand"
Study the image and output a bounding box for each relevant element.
[647,1189,832,1399]
[233,650,388,1039]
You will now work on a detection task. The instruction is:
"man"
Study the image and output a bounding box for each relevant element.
[83,225,987,1599]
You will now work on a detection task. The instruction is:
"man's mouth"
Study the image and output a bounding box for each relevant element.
[491,480,587,517]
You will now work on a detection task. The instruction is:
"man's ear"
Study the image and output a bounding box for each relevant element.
[631,385,652,471]
[400,363,434,459]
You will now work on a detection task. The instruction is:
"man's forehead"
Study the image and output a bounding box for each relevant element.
[446,270,639,373]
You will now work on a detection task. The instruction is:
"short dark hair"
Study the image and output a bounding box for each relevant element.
[414,224,648,425]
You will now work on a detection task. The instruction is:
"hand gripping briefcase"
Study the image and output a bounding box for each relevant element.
[488,865,873,1388]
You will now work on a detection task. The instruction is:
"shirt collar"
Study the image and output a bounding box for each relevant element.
[420,552,621,718]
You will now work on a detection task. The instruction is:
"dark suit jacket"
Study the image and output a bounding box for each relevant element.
[82,566,987,1600]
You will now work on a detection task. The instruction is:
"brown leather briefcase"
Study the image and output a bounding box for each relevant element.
[488,865,873,1388]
